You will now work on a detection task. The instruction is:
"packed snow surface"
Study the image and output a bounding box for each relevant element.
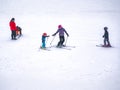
[0,0,120,90]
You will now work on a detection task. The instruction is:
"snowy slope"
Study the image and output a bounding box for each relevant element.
[0,0,120,90]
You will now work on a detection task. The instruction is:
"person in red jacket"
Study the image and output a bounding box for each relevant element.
[9,18,17,40]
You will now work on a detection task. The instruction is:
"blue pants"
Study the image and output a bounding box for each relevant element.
[11,30,16,39]
[42,41,46,48]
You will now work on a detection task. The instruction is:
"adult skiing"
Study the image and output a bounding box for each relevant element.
[52,25,69,48]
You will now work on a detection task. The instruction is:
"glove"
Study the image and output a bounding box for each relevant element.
[52,34,55,36]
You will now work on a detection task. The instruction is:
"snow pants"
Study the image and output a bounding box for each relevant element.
[57,36,65,47]
[11,30,16,39]
[104,38,111,46]
[42,41,46,48]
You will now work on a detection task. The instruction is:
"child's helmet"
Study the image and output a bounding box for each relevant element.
[43,33,47,36]
[58,25,62,29]
[104,27,108,30]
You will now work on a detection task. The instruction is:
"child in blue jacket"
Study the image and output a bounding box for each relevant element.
[41,33,49,48]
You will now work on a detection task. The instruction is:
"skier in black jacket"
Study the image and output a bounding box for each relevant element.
[103,27,111,47]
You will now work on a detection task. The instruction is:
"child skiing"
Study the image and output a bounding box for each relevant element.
[102,27,111,47]
[41,33,50,49]
[52,25,69,47]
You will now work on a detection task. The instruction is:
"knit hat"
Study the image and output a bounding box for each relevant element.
[58,25,62,29]
[43,33,47,36]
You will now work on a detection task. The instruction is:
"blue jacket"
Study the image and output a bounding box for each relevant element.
[42,36,46,42]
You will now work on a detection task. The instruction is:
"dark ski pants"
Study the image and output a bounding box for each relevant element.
[57,36,65,46]
[11,30,16,39]
[104,38,110,46]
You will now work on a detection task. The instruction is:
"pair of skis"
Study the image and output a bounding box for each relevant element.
[40,36,74,51]
[39,45,75,51]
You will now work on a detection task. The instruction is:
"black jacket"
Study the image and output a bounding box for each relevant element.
[103,30,109,39]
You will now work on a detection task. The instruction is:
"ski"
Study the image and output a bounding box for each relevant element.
[49,45,72,50]
[56,46,72,50]
[63,45,76,48]
[96,44,112,48]
[39,46,51,51]
[96,44,103,47]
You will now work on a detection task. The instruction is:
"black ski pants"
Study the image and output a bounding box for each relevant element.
[104,38,110,46]
[11,30,16,39]
[57,36,65,46]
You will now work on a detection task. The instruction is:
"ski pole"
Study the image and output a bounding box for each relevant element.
[46,37,49,44]
[50,36,56,46]
[64,36,68,46]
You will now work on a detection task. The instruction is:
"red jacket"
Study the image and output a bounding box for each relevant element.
[9,21,16,31]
